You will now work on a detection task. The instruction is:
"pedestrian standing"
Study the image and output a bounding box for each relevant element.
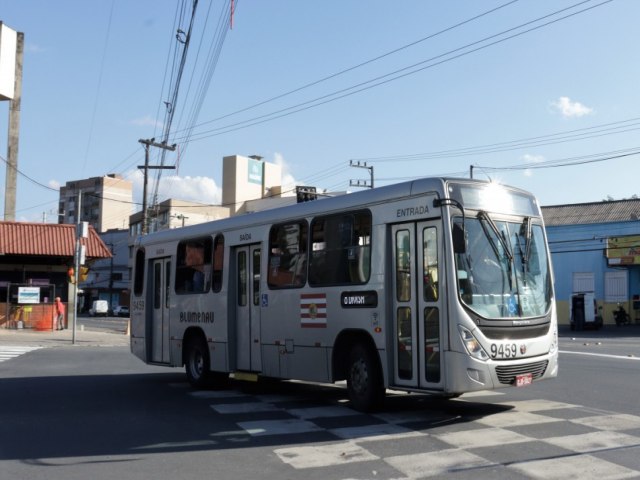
[54,297,66,330]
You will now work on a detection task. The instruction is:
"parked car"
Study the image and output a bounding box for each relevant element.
[89,300,109,317]
[112,305,129,317]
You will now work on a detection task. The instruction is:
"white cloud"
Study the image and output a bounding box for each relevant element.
[521,154,544,177]
[158,175,221,204]
[551,96,594,118]
[129,169,221,206]
[130,115,164,129]
[26,43,46,54]
[273,152,298,191]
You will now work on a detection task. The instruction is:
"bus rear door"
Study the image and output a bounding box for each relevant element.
[391,221,444,390]
[150,257,171,364]
[234,245,262,372]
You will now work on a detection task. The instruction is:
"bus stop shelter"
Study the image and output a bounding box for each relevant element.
[0,221,111,330]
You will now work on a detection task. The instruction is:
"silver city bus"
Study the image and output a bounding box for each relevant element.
[130,177,558,411]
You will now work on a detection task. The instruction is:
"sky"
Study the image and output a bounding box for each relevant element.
[1,0,640,224]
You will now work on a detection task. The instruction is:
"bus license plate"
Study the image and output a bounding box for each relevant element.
[515,373,533,387]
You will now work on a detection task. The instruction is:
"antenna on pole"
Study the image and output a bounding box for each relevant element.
[349,160,374,189]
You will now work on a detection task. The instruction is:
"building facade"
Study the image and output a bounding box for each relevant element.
[542,199,640,326]
[78,229,131,312]
[128,199,230,237]
[58,174,133,233]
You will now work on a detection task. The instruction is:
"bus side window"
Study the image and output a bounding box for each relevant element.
[268,221,308,288]
[212,235,224,292]
[309,210,371,286]
[175,237,213,294]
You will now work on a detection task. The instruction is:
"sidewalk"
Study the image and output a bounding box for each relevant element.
[559,323,640,339]
[0,326,130,347]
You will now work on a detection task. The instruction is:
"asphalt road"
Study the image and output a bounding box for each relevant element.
[0,328,639,480]
[75,314,129,334]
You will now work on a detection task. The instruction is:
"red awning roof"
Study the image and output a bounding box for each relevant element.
[0,221,112,259]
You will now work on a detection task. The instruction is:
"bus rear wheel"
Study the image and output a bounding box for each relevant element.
[185,337,212,388]
[347,343,384,412]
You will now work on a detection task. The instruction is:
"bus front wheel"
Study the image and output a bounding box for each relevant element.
[347,343,384,412]
[185,337,212,388]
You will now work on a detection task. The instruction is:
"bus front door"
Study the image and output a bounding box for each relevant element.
[235,245,262,372]
[391,221,444,390]
[150,257,171,364]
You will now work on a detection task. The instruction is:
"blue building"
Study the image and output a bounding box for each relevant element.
[542,199,640,326]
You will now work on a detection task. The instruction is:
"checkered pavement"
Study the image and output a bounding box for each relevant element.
[184,384,640,479]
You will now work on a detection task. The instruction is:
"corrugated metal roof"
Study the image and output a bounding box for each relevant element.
[542,199,640,226]
[0,221,112,258]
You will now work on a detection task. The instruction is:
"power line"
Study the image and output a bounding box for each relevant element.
[81,0,115,174]
[478,148,640,172]
[169,0,520,137]
[174,0,234,162]
[150,0,201,208]
[170,0,612,143]
[355,117,640,163]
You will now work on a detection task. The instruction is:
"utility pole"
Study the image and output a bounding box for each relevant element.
[72,191,87,345]
[108,242,114,311]
[138,138,176,234]
[172,213,188,228]
[3,30,24,221]
[349,160,374,189]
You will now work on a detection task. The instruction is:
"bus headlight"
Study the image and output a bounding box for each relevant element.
[458,325,489,361]
[549,326,558,354]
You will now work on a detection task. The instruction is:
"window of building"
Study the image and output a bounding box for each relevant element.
[573,272,595,294]
[268,221,308,288]
[605,270,628,303]
[309,210,371,286]
[175,237,213,294]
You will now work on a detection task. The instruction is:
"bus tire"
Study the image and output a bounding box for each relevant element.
[347,343,384,412]
[185,336,212,389]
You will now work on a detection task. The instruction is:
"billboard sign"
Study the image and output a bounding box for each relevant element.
[248,158,263,185]
[18,287,40,304]
[606,235,640,265]
[0,23,17,101]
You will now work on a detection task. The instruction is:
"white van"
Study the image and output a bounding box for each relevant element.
[89,300,109,317]
[570,292,602,330]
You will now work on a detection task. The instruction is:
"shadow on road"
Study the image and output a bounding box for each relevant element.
[0,369,513,462]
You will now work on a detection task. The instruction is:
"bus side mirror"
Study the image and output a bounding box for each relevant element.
[453,223,466,254]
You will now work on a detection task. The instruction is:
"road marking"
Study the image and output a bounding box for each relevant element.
[560,350,640,361]
[572,413,640,431]
[511,454,638,480]
[544,430,640,453]
[0,346,41,363]
[276,442,378,469]
[386,449,494,478]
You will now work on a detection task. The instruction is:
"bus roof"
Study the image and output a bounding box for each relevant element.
[135,177,533,246]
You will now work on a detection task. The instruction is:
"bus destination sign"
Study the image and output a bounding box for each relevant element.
[341,291,378,308]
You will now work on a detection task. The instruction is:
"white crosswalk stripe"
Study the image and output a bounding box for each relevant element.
[0,346,41,363]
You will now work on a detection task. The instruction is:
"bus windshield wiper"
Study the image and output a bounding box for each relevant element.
[524,216,532,264]
[477,211,513,263]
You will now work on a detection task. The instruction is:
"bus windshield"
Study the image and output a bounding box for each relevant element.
[454,213,552,320]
